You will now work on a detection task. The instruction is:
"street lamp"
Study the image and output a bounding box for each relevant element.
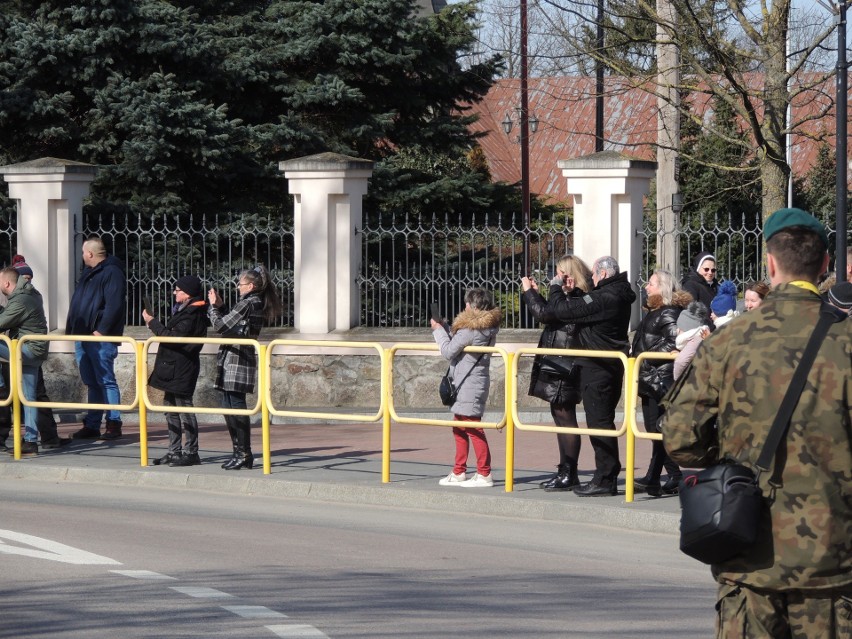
[502,107,539,276]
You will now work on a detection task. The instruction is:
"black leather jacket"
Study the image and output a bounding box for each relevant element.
[631,292,691,400]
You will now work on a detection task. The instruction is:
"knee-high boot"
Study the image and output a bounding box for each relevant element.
[221,416,240,469]
[224,416,254,471]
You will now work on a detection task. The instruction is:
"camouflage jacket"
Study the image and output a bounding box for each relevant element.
[660,284,852,591]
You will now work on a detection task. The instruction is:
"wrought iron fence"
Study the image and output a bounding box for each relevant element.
[0,203,838,329]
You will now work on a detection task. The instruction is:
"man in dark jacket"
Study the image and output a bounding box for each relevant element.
[66,237,126,440]
[680,251,718,309]
[545,255,637,496]
[143,275,208,467]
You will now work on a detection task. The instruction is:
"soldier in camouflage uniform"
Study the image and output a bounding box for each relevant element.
[660,208,852,639]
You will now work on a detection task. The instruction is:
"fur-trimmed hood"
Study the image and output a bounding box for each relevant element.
[644,290,693,312]
[451,307,502,333]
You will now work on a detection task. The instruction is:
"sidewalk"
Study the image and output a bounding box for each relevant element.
[0,416,683,535]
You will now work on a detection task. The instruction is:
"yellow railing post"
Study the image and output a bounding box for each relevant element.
[505,351,515,493]
[11,338,20,460]
[382,347,391,483]
[260,344,271,475]
[137,340,148,467]
[625,356,635,503]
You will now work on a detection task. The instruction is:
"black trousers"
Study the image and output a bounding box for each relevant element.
[580,363,623,482]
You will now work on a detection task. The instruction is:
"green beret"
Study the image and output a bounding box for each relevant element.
[763,208,828,247]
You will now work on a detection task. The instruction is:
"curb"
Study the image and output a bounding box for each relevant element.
[0,463,680,535]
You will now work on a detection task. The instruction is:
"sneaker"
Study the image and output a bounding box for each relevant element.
[99,425,123,441]
[169,452,201,467]
[7,441,38,455]
[72,427,100,440]
[41,437,72,450]
[460,473,494,488]
[438,472,467,486]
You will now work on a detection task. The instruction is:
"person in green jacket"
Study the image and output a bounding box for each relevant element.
[0,267,48,454]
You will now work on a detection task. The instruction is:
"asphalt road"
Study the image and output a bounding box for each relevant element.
[1,480,716,638]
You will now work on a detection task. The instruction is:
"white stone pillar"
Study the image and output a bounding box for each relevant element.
[558,151,656,327]
[279,153,373,333]
[0,157,97,331]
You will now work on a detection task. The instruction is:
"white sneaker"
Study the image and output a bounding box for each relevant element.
[438,472,466,486]
[460,473,494,488]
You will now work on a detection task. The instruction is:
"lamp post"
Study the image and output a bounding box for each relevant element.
[502,108,539,275]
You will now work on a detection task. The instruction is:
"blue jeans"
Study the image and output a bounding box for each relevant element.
[0,342,41,443]
[75,341,121,431]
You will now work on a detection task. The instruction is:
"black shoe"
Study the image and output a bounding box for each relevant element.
[72,427,100,440]
[574,478,618,497]
[661,474,682,495]
[152,452,179,466]
[7,440,38,455]
[100,421,123,441]
[41,437,72,450]
[221,455,238,469]
[540,472,562,489]
[633,475,662,496]
[544,469,580,492]
[169,453,201,467]
[224,454,254,471]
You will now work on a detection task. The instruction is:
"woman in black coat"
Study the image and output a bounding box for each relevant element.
[143,275,209,467]
[520,255,593,491]
[680,251,718,309]
[631,269,691,496]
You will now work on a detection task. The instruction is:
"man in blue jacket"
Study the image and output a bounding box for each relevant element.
[66,237,126,440]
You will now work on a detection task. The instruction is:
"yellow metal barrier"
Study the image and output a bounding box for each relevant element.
[384,343,512,490]
[140,336,263,469]
[624,351,678,503]
[263,339,387,475]
[12,334,139,461]
[510,348,631,494]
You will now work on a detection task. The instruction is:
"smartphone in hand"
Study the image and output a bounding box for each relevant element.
[142,295,153,314]
[429,303,443,324]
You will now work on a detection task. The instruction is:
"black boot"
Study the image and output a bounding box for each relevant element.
[544,463,579,492]
[540,465,566,489]
[221,418,239,469]
[224,418,254,471]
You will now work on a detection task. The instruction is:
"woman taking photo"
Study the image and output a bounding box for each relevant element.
[631,269,690,496]
[208,265,282,471]
[520,255,593,491]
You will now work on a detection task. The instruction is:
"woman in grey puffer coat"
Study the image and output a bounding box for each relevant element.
[431,288,501,488]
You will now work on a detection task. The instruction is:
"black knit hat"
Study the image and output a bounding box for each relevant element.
[174,275,202,298]
[827,281,852,311]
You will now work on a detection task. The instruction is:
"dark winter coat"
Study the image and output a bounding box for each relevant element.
[544,271,637,369]
[680,251,718,309]
[631,291,691,401]
[147,299,209,397]
[208,292,265,394]
[522,287,582,405]
[66,255,126,336]
[432,306,501,418]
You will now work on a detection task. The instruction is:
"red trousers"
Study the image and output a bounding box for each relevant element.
[452,414,491,477]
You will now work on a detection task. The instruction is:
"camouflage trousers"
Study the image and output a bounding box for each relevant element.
[716,582,852,639]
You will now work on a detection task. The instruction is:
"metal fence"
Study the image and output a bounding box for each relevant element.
[0,205,841,328]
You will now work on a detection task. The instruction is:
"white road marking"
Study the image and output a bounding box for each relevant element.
[265,625,329,638]
[169,586,234,599]
[110,570,177,580]
[222,605,288,619]
[0,529,121,565]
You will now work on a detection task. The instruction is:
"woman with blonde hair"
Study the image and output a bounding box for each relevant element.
[520,255,593,491]
[631,269,691,496]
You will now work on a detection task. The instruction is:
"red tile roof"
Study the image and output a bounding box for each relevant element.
[468,76,849,203]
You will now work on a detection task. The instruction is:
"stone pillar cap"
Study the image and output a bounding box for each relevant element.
[0,157,98,176]
[558,150,656,172]
[279,152,374,173]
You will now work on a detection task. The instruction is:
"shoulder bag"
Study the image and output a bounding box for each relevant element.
[439,353,484,407]
[678,304,845,565]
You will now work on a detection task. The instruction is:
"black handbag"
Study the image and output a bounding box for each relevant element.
[439,354,484,407]
[677,305,844,565]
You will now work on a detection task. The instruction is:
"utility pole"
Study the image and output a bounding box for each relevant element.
[835,0,848,282]
[595,0,604,152]
[656,0,680,274]
[521,0,531,275]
